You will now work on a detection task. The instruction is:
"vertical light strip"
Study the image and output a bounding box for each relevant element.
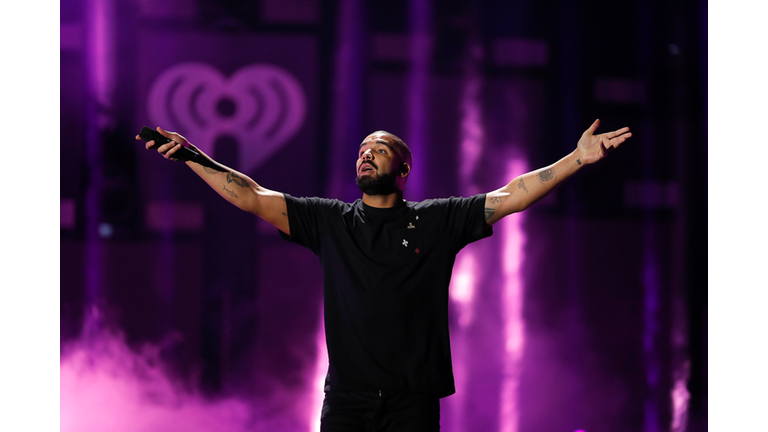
[406,0,431,200]
[499,159,528,432]
[308,309,328,432]
[670,277,691,432]
[443,38,485,432]
[670,360,690,432]
[91,0,113,106]
[459,44,483,188]
[329,0,365,201]
[643,232,661,432]
[83,0,115,307]
[446,251,477,432]
[450,253,477,328]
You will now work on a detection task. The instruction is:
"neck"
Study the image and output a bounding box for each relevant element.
[361,190,404,208]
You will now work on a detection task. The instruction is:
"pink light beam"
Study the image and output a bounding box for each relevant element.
[309,308,329,432]
[499,159,528,432]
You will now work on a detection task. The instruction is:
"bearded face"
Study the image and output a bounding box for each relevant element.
[356,132,411,196]
[356,170,399,196]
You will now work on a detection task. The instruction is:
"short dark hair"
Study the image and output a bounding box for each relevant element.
[373,130,412,167]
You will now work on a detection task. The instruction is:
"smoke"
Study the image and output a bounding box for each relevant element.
[60,308,319,432]
[60,317,252,432]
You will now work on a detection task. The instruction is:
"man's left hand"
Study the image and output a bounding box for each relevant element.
[577,119,632,165]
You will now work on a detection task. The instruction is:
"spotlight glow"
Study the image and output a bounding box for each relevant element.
[499,159,528,432]
[308,310,328,432]
[450,252,478,328]
[670,361,691,432]
[459,69,483,183]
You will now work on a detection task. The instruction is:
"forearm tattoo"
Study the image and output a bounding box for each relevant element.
[536,168,557,184]
[489,196,505,205]
[576,159,582,166]
[226,172,248,188]
[222,185,238,198]
[484,207,495,222]
[517,178,528,193]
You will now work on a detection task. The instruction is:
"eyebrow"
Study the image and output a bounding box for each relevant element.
[359,140,394,150]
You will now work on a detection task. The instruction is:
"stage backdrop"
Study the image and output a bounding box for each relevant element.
[61,1,706,431]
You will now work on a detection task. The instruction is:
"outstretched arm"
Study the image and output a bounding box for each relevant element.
[483,119,632,225]
[136,127,291,235]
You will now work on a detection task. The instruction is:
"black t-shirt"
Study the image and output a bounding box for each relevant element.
[280,193,492,397]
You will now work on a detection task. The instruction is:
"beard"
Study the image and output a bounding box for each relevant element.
[356,171,399,196]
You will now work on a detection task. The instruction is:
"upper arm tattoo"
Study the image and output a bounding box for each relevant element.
[536,168,557,184]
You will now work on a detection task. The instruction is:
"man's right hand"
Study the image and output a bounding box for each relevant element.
[135,127,191,161]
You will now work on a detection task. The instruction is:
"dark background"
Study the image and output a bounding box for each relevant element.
[59,0,707,431]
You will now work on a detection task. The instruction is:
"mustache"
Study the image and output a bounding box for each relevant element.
[359,161,378,170]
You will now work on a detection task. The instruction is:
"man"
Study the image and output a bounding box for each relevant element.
[137,119,631,431]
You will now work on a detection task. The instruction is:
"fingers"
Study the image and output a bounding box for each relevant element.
[164,142,181,159]
[609,131,632,149]
[157,126,172,138]
[600,136,611,156]
[155,141,181,159]
[144,139,170,151]
[157,126,188,146]
[585,119,600,135]
[146,137,180,158]
[606,126,631,139]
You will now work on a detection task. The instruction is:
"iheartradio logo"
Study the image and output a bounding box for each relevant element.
[147,63,307,172]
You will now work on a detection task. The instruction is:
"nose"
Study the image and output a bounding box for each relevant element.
[362,149,373,160]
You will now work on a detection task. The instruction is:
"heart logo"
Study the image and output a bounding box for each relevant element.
[147,62,306,172]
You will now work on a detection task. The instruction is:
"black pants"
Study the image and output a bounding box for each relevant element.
[320,390,440,432]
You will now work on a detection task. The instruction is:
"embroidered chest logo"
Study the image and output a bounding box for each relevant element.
[403,214,420,253]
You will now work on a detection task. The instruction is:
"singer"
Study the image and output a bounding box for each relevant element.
[136,120,631,431]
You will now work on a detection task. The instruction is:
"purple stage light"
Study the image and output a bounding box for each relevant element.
[83,0,116,306]
[308,309,328,432]
[404,0,432,201]
[451,253,478,328]
[458,58,483,188]
[671,360,691,432]
[499,159,528,432]
[643,236,661,432]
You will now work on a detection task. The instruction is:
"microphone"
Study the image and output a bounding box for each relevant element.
[138,126,200,161]
[137,127,225,172]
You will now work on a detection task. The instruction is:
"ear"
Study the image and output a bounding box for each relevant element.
[399,162,411,177]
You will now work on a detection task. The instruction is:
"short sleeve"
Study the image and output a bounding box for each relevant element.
[279,194,347,255]
[443,194,493,252]
[278,194,323,254]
